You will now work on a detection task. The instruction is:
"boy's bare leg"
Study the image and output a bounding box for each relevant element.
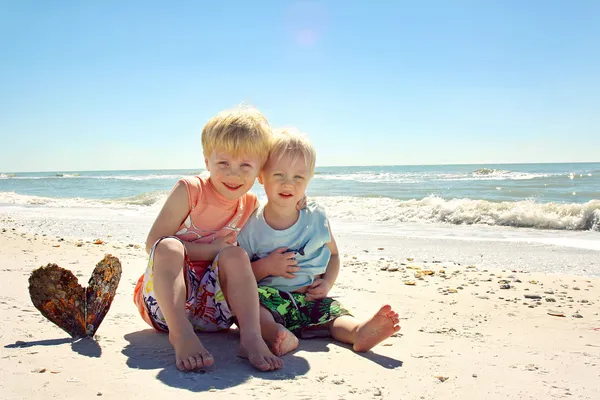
[152,238,214,371]
[218,247,284,371]
[259,306,299,356]
[330,305,400,352]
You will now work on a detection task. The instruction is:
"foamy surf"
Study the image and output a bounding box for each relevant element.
[316,195,600,231]
[1,190,598,232]
[0,191,168,210]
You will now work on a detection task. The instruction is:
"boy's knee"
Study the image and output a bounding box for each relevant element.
[218,247,250,274]
[219,246,248,263]
[153,238,185,263]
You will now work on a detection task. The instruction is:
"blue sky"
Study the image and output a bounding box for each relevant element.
[1,1,599,172]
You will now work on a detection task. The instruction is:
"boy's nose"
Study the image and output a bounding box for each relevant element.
[227,167,241,177]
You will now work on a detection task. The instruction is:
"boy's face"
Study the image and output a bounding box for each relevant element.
[205,149,262,201]
[259,152,310,210]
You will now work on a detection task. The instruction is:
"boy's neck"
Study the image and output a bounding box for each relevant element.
[263,203,299,230]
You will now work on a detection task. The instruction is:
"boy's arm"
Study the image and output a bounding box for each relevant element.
[250,249,300,281]
[250,257,273,282]
[145,181,232,260]
[305,223,339,301]
[322,228,340,287]
[239,201,300,282]
[236,226,270,281]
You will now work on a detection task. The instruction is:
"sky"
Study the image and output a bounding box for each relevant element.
[1,1,599,172]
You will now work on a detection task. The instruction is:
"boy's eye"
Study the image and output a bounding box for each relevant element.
[294,175,305,180]
[218,161,229,166]
[241,163,252,168]
[273,173,283,177]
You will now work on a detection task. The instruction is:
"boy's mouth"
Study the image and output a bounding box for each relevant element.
[223,182,243,191]
[279,192,293,198]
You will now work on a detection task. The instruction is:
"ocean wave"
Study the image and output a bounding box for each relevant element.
[313,170,552,183]
[468,168,539,180]
[0,191,168,209]
[94,174,189,181]
[466,168,552,180]
[315,195,600,231]
[472,168,505,175]
[2,190,599,232]
[0,173,198,181]
[110,191,169,206]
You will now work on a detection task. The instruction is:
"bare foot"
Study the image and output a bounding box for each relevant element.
[271,325,299,356]
[353,305,400,352]
[168,329,214,371]
[239,333,283,371]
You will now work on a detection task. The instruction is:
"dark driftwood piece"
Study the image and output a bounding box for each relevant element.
[28,254,122,338]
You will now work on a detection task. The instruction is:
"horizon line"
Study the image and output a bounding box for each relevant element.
[2,160,600,174]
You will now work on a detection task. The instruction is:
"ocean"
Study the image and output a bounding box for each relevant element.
[1,163,599,232]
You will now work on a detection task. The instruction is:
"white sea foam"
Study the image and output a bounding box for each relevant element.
[0,172,202,181]
[0,191,168,210]
[92,174,191,181]
[313,169,554,183]
[2,191,598,231]
[315,195,600,231]
[111,191,169,206]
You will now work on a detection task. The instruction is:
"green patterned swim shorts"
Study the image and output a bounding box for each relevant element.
[258,286,352,338]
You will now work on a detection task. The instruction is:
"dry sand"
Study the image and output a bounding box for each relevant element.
[1,227,599,400]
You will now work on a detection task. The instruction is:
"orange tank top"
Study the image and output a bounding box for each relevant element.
[175,176,259,275]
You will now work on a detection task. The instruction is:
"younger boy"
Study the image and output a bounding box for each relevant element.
[237,129,400,356]
[133,106,284,372]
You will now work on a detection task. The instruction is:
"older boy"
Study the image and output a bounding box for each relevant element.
[134,107,283,371]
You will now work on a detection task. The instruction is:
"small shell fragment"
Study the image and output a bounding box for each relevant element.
[547,311,565,317]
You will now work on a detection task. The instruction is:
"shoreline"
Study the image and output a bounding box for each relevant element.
[1,228,599,399]
[2,209,600,276]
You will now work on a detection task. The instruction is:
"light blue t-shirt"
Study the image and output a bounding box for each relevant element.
[237,202,331,292]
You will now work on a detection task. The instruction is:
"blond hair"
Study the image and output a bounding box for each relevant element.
[201,106,272,165]
[269,128,316,177]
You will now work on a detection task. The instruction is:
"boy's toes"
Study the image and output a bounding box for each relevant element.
[274,356,284,369]
[251,356,272,371]
[200,350,214,367]
[177,357,192,371]
[188,356,199,370]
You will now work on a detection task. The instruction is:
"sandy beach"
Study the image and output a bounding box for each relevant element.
[1,223,599,400]
[3,0,600,398]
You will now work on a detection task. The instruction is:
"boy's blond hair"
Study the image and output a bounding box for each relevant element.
[202,106,272,165]
[269,128,316,177]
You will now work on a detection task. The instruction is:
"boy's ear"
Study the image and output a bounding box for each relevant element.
[257,172,264,185]
[204,157,210,171]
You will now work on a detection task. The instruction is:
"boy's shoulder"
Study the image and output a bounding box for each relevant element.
[304,201,328,220]
[239,200,264,231]
[243,190,259,202]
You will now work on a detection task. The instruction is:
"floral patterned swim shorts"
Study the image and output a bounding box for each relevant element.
[133,236,233,332]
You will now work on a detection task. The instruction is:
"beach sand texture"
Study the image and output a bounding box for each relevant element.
[1,226,599,400]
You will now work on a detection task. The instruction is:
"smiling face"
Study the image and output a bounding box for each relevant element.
[259,152,310,210]
[205,149,262,201]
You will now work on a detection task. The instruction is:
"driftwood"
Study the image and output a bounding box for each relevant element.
[28,254,122,338]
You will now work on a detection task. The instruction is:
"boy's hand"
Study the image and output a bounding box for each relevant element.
[265,248,300,278]
[296,195,308,210]
[212,231,237,251]
[305,278,331,301]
